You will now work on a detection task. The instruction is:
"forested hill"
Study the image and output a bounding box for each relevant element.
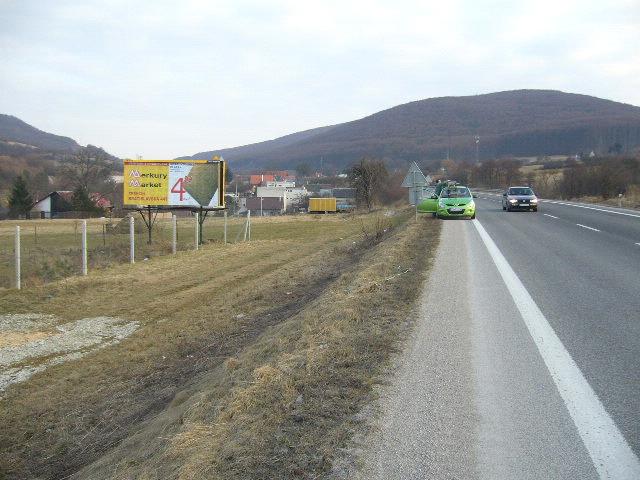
[184,90,640,171]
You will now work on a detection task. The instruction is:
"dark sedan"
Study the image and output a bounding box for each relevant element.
[502,186,538,212]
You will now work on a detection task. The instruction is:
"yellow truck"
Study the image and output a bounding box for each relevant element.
[308,197,337,213]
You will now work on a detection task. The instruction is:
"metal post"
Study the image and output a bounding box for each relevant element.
[81,220,88,276]
[223,211,227,244]
[129,215,135,264]
[15,226,21,290]
[172,215,177,254]
[194,212,199,250]
[243,211,249,241]
[248,210,251,241]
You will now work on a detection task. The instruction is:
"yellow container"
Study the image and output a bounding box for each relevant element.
[309,197,337,213]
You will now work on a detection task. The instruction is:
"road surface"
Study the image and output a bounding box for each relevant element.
[359,196,640,479]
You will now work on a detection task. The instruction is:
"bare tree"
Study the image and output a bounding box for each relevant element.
[347,158,389,210]
[60,145,115,194]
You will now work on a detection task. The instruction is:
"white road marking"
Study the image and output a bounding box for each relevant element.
[542,200,640,218]
[544,214,559,219]
[576,224,600,232]
[472,219,640,480]
[635,243,640,246]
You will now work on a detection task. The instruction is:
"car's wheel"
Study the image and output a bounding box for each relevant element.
[470,213,476,219]
[507,206,511,212]
[502,205,506,211]
[533,207,538,212]
[432,212,437,217]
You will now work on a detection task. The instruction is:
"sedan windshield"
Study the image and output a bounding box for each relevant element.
[508,187,534,196]
[441,187,470,198]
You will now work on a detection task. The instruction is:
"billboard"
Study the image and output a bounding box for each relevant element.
[124,158,225,208]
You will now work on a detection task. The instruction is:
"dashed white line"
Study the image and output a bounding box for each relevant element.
[541,200,640,218]
[576,224,600,232]
[472,219,640,480]
[544,214,559,219]
[636,242,640,246]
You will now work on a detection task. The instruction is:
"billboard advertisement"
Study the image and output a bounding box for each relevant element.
[124,159,225,208]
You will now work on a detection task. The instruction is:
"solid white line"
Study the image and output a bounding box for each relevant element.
[472,219,640,480]
[544,213,559,219]
[576,224,600,232]
[543,200,640,218]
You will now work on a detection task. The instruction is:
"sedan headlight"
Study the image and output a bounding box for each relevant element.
[530,198,538,203]
[438,200,446,208]
[467,201,475,208]
[509,198,518,203]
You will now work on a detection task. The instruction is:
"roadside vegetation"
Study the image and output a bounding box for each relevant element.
[0,209,440,479]
[439,153,640,208]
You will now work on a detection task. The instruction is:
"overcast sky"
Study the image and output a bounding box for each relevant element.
[1,0,639,158]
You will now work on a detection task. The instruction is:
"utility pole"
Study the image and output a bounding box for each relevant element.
[475,135,480,163]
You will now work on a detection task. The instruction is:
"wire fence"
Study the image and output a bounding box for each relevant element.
[0,212,252,289]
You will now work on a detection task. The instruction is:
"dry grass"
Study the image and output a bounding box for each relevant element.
[0,210,440,480]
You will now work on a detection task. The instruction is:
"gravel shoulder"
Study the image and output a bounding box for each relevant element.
[357,220,479,479]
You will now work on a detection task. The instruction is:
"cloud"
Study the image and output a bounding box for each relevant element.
[0,0,638,158]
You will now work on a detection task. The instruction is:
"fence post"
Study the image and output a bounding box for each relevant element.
[248,210,251,241]
[129,215,135,264]
[172,215,177,254]
[15,226,21,290]
[194,212,199,250]
[82,220,88,276]
[223,211,227,244]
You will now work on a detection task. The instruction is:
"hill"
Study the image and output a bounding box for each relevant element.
[184,90,640,171]
[0,114,81,154]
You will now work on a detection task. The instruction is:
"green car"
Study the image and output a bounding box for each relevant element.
[436,185,476,219]
[417,182,449,215]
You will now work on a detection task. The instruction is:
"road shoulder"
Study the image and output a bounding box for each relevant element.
[356,220,479,480]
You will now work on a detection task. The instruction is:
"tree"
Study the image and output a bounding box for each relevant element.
[61,145,114,193]
[347,158,389,210]
[71,185,102,215]
[295,162,312,177]
[8,175,33,219]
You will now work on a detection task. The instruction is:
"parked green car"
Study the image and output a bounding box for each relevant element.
[436,185,476,219]
[417,189,438,215]
[417,182,451,215]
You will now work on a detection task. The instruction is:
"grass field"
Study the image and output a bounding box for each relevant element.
[0,208,441,479]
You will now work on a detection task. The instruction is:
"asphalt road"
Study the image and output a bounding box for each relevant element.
[360,197,640,479]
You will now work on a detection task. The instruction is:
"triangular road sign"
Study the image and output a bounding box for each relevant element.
[401,162,428,187]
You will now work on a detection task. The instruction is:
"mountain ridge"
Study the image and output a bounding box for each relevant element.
[0,114,81,153]
[183,89,640,171]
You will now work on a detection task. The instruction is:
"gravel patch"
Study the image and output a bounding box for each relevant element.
[0,314,139,393]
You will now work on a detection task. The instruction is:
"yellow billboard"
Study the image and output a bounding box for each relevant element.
[124,159,225,208]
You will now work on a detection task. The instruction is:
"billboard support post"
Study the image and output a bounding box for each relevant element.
[172,215,177,254]
[129,215,135,264]
[223,211,227,244]
[194,212,199,250]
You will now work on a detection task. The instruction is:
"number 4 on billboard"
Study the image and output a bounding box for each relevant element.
[171,178,186,201]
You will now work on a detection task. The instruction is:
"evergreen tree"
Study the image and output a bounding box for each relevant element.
[8,175,33,219]
[71,185,102,215]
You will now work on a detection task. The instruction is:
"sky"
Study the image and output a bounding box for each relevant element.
[1,0,639,159]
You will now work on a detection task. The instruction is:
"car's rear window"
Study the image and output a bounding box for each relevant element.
[441,187,470,198]
[509,187,534,195]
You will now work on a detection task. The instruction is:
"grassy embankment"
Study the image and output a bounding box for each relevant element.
[0,209,440,480]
